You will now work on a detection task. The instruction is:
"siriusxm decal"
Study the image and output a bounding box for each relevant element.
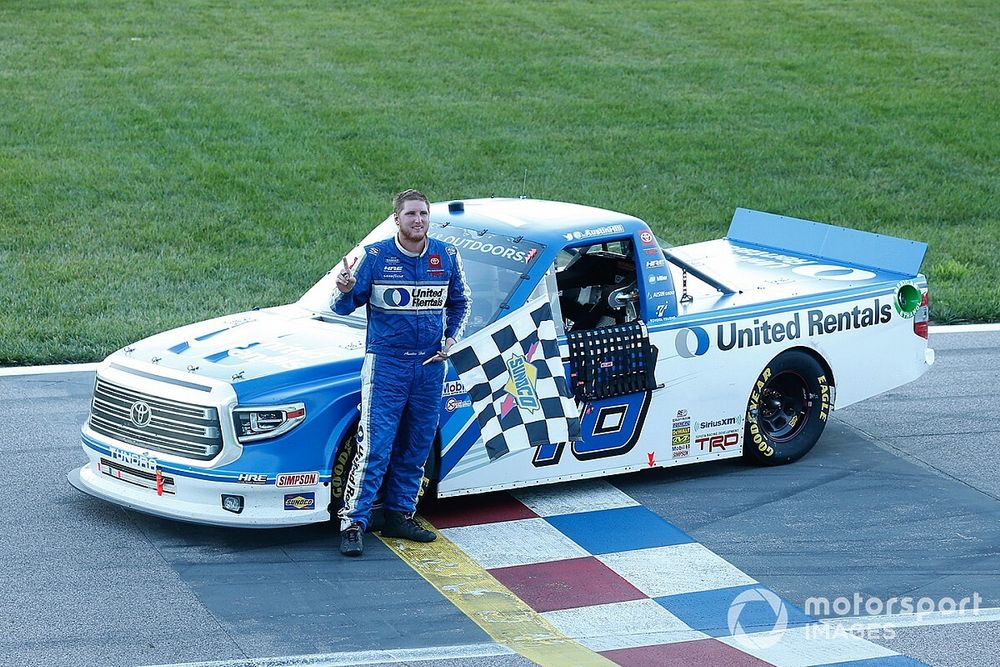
[677,299,893,355]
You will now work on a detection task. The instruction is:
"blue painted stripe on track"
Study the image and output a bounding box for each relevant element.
[545,505,694,554]
[654,583,818,637]
[815,657,929,667]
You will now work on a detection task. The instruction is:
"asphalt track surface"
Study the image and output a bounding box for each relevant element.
[2,330,997,667]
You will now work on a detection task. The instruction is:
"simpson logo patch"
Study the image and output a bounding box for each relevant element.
[276,472,319,487]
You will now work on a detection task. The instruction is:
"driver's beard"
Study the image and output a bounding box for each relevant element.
[399,228,427,247]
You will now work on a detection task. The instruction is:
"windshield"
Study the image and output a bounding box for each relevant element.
[298,217,545,336]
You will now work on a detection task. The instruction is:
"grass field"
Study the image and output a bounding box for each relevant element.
[1,1,997,365]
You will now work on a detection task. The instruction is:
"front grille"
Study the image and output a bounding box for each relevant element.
[89,378,223,460]
[98,457,176,494]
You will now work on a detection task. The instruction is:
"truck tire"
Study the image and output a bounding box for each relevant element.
[329,425,439,529]
[744,350,833,465]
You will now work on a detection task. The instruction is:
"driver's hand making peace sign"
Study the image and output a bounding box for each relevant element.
[335,256,357,293]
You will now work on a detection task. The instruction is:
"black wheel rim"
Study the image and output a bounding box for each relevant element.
[758,371,810,442]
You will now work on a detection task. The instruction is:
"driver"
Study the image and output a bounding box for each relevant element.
[332,190,470,557]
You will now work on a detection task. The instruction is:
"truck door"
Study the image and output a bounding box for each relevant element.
[534,237,659,466]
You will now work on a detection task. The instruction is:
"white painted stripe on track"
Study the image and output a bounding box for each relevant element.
[598,542,757,598]
[441,516,589,569]
[139,642,516,667]
[542,598,709,652]
[513,478,639,516]
[0,362,98,376]
[820,606,1000,630]
[718,625,897,667]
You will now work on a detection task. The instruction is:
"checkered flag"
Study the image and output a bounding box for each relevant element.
[449,296,582,461]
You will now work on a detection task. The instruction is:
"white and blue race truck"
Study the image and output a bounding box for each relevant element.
[69,198,933,527]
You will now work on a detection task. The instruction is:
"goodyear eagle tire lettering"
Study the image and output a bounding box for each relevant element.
[744,350,832,466]
[328,424,438,528]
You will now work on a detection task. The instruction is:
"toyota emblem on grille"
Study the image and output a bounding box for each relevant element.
[130,401,152,427]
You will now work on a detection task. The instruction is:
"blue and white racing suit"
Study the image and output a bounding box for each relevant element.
[333,235,470,530]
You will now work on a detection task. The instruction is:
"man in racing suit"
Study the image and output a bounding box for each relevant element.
[332,189,470,557]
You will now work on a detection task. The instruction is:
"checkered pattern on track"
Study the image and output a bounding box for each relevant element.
[423,481,925,667]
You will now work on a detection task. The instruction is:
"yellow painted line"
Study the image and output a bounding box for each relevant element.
[379,519,615,667]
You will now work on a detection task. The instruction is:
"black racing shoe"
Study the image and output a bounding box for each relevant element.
[381,511,436,543]
[340,524,364,557]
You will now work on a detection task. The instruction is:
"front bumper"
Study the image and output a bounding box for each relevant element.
[69,445,331,528]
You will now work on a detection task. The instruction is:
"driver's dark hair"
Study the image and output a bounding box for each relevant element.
[393,189,429,216]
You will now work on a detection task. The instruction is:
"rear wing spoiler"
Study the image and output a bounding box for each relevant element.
[727,208,928,277]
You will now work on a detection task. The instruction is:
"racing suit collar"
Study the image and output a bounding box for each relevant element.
[394,233,428,258]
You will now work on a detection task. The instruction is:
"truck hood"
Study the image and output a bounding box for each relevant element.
[112,305,366,384]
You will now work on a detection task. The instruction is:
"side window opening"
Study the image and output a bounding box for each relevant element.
[555,239,639,333]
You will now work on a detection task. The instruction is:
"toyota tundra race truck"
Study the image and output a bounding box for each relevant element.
[68,198,934,527]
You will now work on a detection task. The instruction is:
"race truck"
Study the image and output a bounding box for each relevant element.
[68,198,934,527]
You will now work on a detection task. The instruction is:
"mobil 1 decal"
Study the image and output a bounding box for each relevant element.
[675,298,893,357]
[532,391,651,467]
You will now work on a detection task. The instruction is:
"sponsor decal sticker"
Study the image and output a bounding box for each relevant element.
[639,231,655,245]
[894,281,922,318]
[443,379,466,396]
[672,409,692,458]
[699,417,739,430]
[445,397,472,412]
[237,473,268,485]
[110,447,157,473]
[431,234,531,263]
[675,327,712,358]
[284,493,315,510]
[562,224,626,241]
[378,286,447,309]
[276,472,319,488]
[645,259,667,269]
[697,431,740,452]
[503,353,540,413]
[677,300,893,357]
